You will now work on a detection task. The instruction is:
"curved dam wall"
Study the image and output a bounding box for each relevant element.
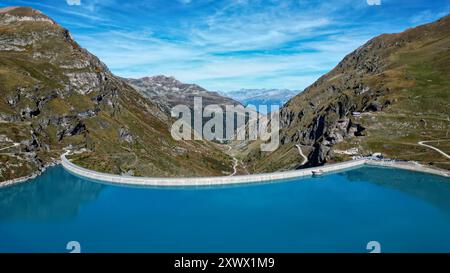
[61,153,449,187]
[61,153,366,187]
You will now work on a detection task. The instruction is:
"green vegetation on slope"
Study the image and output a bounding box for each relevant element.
[243,14,450,172]
[0,7,232,183]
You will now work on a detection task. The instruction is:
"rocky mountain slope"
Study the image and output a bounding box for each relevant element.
[125,75,242,113]
[242,14,450,172]
[0,7,232,183]
[125,76,253,139]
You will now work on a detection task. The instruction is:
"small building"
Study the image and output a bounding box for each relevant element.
[372,152,382,157]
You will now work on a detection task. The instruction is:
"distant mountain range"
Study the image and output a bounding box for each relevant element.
[220,89,299,114]
[125,75,242,114]
[124,76,250,138]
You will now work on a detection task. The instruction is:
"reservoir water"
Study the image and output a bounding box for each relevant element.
[1,165,450,253]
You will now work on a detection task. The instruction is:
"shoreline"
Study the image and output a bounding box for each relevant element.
[365,160,450,177]
[1,155,449,189]
[0,160,60,189]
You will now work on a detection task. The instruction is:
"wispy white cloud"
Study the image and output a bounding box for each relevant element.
[50,0,450,91]
[73,1,356,91]
[410,8,450,24]
[66,0,81,6]
[75,26,351,91]
[16,0,110,22]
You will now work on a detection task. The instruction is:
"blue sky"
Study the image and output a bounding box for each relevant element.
[1,0,449,91]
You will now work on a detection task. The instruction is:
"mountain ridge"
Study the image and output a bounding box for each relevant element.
[0,6,232,183]
[242,14,450,172]
[124,75,242,114]
[1,6,448,183]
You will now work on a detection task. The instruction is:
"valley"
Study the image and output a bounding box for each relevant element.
[0,6,449,185]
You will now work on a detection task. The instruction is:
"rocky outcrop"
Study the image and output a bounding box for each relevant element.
[118,128,134,143]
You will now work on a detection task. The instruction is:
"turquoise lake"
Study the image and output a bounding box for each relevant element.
[1,165,450,253]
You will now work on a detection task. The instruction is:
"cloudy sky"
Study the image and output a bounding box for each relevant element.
[1,0,449,91]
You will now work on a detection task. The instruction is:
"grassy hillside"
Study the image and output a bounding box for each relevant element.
[242,14,450,172]
[0,7,232,183]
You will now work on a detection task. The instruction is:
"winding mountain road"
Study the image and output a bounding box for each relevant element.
[418,140,450,159]
[296,144,308,166]
[230,158,239,176]
[0,143,20,152]
[226,144,239,176]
